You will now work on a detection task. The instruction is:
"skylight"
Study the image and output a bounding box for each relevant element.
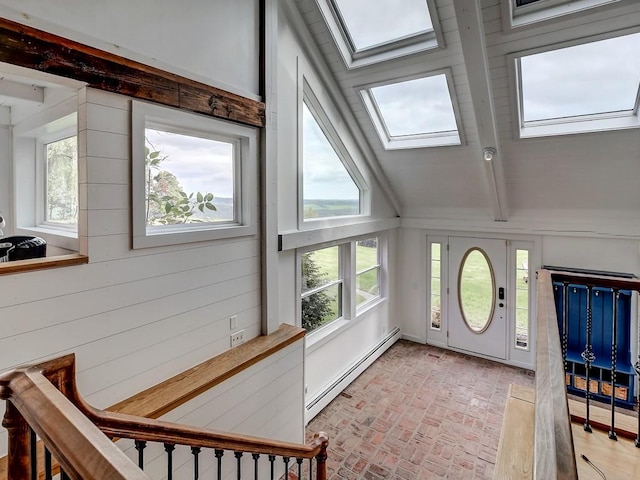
[332,0,433,52]
[317,0,441,69]
[361,73,461,149]
[517,32,640,136]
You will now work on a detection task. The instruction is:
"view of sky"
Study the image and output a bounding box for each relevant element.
[370,74,458,137]
[333,0,433,51]
[521,32,640,122]
[145,129,234,198]
[303,103,360,200]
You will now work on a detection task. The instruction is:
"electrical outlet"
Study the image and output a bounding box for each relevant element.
[230,329,245,347]
[230,315,237,330]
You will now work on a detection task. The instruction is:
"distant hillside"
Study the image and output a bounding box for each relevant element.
[304,199,359,218]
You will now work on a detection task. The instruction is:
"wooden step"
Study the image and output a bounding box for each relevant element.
[494,384,535,480]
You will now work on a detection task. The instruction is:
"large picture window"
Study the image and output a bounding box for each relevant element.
[132,101,257,248]
[302,99,363,222]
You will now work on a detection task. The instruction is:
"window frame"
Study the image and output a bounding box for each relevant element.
[37,126,78,231]
[358,70,464,150]
[355,237,381,310]
[131,100,257,249]
[509,28,640,139]
[299,83,368,228]
[316,0,445,69]
[505,0,622,29]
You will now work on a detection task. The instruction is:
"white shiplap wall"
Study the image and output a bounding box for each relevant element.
[0,88,305,458]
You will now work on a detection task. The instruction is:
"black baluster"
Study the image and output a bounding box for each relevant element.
[135,440,147,470]
[283,456,290,479]
[165,443,175,480]
[234,451,243,480]
[30,428,37,480]
[634,358,640,447]
[215,449,224,480]
[252,453,260,480]
[581,285,595,433]
[562,282,569,371]
[61,470,71,480]
[269,454,276,480]
[191,446,201,479]
[308,458,313,480]
[297,458,303,480]
[609,289,619,440]
[44,447,52,480]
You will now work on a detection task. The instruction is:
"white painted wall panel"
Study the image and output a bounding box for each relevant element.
[0,87,284,460]
[0,1,260,98]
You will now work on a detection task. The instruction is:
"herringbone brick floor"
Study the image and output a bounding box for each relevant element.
[306,340,535,480]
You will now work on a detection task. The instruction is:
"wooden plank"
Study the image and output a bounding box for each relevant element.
[0,254,88,276]
[494,384,535,480]
[534,270,578,480]
[107,324,305,419]
[568,398,637,440]
[573,425,640,480]
[0,17,265,128]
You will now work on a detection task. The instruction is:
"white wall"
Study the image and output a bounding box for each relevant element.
[0,88,280,457]
[117,340,305,480]
[0,124,10,235]
[0,1,260,99]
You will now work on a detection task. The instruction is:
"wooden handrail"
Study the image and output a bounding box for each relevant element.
[549,269,640,292]
[0,351,328,479]
[0,363,149,480]
[534,270,578,480]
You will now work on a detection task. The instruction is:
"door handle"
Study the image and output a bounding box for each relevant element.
[498,287,505,300]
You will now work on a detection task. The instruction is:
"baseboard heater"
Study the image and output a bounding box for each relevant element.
[306,327,400,412]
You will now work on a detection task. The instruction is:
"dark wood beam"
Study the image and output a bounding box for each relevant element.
[0,17,265,128]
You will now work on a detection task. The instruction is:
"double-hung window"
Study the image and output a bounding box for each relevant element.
[300,236,383,334]
[42,133,78,229]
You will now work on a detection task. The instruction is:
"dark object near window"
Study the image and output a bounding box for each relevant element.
[516,0,540,5]
[0,236,47,262]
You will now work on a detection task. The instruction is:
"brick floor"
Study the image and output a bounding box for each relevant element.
[306,340,535,480]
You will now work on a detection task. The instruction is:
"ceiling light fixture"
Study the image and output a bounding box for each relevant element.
[483,147,496,162]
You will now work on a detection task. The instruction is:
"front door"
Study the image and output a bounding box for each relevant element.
[448,237,507,359]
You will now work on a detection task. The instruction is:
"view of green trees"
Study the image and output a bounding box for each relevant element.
[144,141,218,226]
[46,137,78,225]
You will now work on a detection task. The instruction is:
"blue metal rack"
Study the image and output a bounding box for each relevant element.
[553,282,635,409]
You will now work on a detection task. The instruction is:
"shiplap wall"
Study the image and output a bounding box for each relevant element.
[0,88,306,458]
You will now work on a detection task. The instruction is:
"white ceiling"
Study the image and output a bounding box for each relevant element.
[293,0,640,221]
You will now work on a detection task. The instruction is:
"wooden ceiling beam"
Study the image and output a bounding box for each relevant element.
[0,17,265,128]
[452,0,509,221]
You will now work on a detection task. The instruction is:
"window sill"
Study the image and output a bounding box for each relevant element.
[16,226,79,252]
[0,253,88,276]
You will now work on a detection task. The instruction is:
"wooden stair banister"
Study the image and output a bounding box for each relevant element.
[0,352,329,480]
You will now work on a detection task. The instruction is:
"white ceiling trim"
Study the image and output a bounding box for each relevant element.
[452,0,509,221]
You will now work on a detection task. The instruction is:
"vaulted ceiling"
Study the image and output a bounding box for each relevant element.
[293,0,640,222]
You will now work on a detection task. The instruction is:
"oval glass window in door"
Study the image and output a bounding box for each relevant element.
[458,248,496,333]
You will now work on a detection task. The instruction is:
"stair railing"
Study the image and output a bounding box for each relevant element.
[0,354,329,480]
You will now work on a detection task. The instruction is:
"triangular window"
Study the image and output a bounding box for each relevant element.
[302,102,362,221]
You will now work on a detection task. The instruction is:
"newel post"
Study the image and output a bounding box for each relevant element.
[3,401,30,480]
[314,432,329,480]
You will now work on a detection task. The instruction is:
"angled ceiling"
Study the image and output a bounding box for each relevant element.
[293,0,640,221]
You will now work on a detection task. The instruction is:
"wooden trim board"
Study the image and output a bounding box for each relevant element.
[0,254,88,276]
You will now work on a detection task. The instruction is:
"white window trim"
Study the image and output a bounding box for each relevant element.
[357,69,464,150]
[316,0,445,69]
[13,98,80,252]
[355,237,382,311]
[509,28,640,139]
[299,81,369,228]
[504,0,622,29]
[131,101,257,249]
